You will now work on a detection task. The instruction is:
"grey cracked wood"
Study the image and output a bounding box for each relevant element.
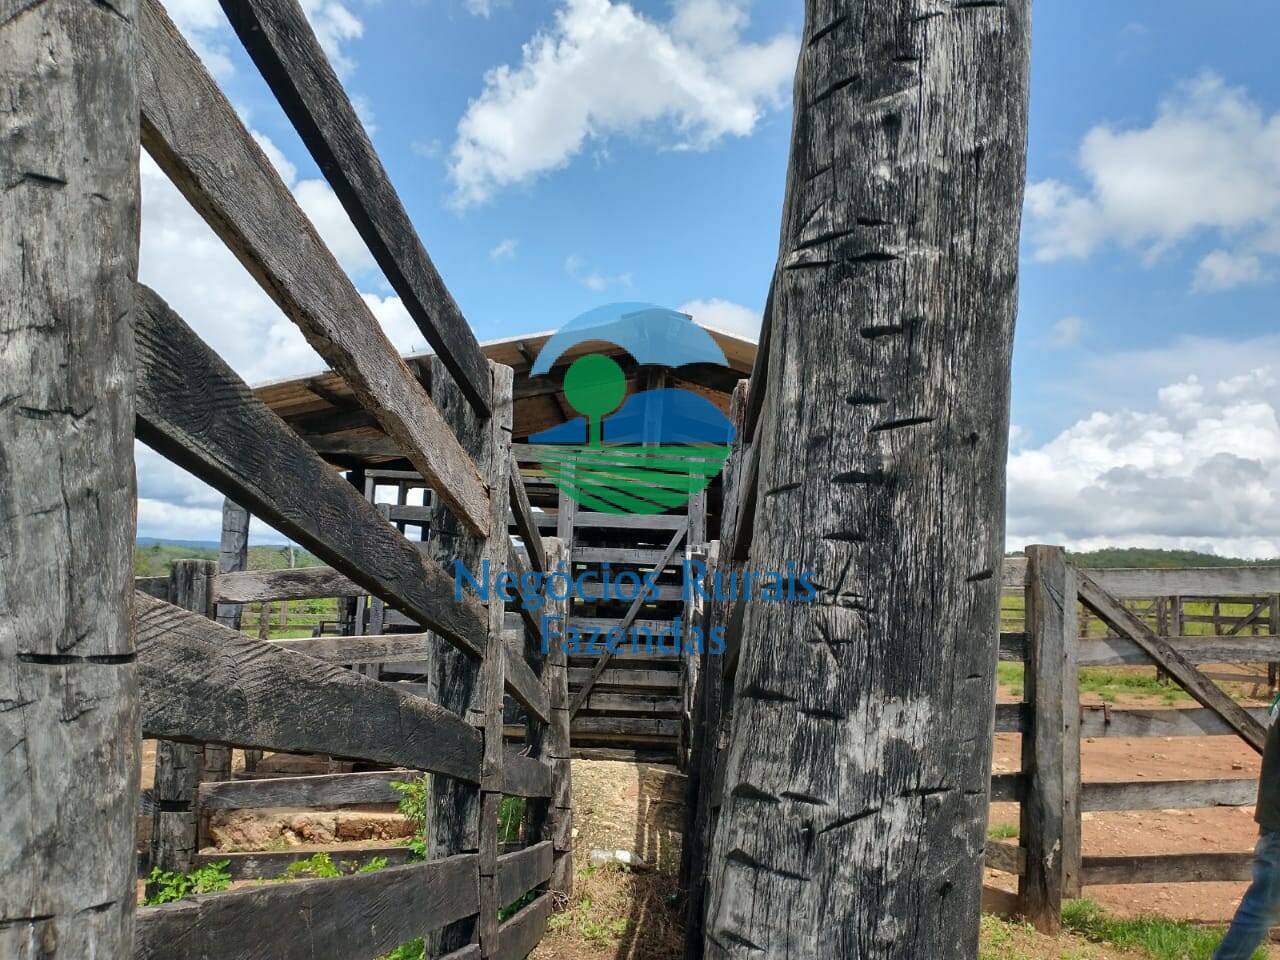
[133,284,489,659]
[0,0,141,952]
[137,0,490,534]
[701,2,1031,956]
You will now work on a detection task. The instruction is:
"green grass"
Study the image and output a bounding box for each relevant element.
[1062,898,1263,960]
[987,822,1019,841]
[995,662,1196,705]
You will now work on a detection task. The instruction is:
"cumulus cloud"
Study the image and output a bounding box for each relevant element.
[565,254,632,291]
[1025,73,1280,290]
[678,298,760,339]
[1007,365,1280,558]
[448,0,798,208]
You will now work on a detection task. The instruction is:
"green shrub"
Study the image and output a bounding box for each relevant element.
[143,860,232,905]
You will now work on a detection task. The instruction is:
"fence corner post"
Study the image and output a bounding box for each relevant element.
[1019,544,1081,931]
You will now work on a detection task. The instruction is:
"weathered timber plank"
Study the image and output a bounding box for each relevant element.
[494,893,552,960]
[272,632,435,665]
[135,576,170,599]
[496,842,553,908]
[739,274,773,444]
[1081,778,1256,812]
[196,845,416,880]
[138,0,490,534]
[1078,572,1267,753]
[984,840,1026,877]
[304,432,402,460]
[1079,705,1269,739]
[570,511,688,531]
[0,0,141,952]
[1081,567,1280,598]
[135,592,482,781]
[133,286,488,658]
[570,717,679,738]
[506,643,551,725]
[198,771,410,811]
[217,0,491,416]
[567,667,679,690]
[573,546,685,566]
[1081,852,1253,886]
[215,566,364,603]
[502,751,553,799]
[578,692,684,715]
[215,499,251,630]
[134,855,478,959]
[994,703,1029,734]
[1078,634,1280,667]
[999,632,1028,662]
[991,774,1026,804]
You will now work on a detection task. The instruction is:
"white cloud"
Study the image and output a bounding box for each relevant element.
[677,297,759,339]
[1025,73,1280,288]
[565,254,631,291]
[489,238,519,261]
[448,0,798,207]
[297,0,364,77]
[1007,365,1280,559]
[465,0,509,15]
[292,178,378,275]
[1049,315,1085,348]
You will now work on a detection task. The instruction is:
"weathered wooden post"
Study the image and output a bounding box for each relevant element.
[540,537,575,896]
[149,559,219,885]
[210,498,248,777]
[701,1,1031,954]
[1019,546,1082,928]
[426,359,513,956]
[0,0,141,951]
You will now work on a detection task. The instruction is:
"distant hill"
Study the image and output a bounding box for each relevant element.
[134,540,321,578]
[1008,547,1280,569]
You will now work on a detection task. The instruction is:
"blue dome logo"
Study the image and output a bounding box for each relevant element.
[523,303,736,515]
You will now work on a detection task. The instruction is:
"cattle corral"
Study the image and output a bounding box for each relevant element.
[8,0,1274,958]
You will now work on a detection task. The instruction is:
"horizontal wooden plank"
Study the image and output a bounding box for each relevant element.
[495,892,552,960]
[567,667,680,690]
[994,702,1029,734]
[984,840,1026,876]
[579,581,685,603]
[1078,634,1280,667]
[1083,566,1280,598]
[136,592,482,782]
[218,0,493,417]
[386,504,432,524]
[571,717,678,738]
[198,771,411,811]
[138,0,490,535]
[135,855,478,959]
[135,575,170,599]
[133,285,486,659]
[496,841,553,907]
[1079,705,1270,739]
[215,566,365,603]
[570,617,677,635]
[574,511,689,531]
[1082,852,1253,886]
[572,546,685,567]
[509,451,546,574]
[577,691,682,715]
[502,751,553,799]
[1081,778,1256,812]
[990,773,1025,804]
[998,632,1028,662]
[1001,557,1029,588]
[272,633,433,665]
[195,845,415,880]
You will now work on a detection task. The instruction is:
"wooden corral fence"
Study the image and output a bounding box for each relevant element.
[680,368,1280,948]
[2,0,572,954]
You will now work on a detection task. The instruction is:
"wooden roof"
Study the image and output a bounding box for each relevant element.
[254,324,757,468]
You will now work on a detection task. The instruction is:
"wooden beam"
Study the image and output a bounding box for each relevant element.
[1081,778,1256,812]
[1078,571,1267,753]
[135,592,482,782]
[199,771,408,810]
[196,845,415,880]
[134,855,479,960]
[740,271,773,444]
[272,632,435,665]
[216,566,364,603]
[502,752,553,799]
[1081,852,1253,887]
[216,0,492,416]
[302,432,402,460]
[134,285,487,659]
[1078,634,1280,667]
[1076,566,1280,598]
[505,645,551,726]
[495,893,552,960]
[1079,705,1268,739]
[0,0,141,950]
[569,524,687,716]
[496,842,553,908]
[137,0,490,534]
[509,451,547,573]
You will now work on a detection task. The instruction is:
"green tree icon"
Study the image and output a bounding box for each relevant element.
[563,354,626,448]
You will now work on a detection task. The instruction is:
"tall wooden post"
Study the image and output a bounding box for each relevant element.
[1019,546,1081,929]
[211,498,248,776]
[426,359,513,957]
[149,560,218,884]
[701,2,1030,955]
[539,537,574,896]
[0,0,141,951]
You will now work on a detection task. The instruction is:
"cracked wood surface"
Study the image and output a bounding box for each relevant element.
[702,2,1030,956]
[0,0,141,952]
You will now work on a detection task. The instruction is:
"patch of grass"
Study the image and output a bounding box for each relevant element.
[377,939,424,960]
[391,774,429,860]
[274,852,388,881]
[1062,898,1261,960]
[143,860,232,905]
[997,662,1024,698]
[1078,668,1190,705]
[987,822,1019,841]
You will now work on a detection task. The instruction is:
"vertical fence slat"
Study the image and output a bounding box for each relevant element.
[1019,546,1081,930]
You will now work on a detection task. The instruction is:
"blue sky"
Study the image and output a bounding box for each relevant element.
[139,0,1280,556]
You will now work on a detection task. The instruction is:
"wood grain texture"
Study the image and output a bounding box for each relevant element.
[1078,634,1280,667]
[494,894,552,960]
[214,566,366,603]
[1081,777,1256,812]
[134,854,478,959]
[1081,852,1253,887]
[496,842,553,907]
[1079,705,1269,739]
[133,285,488,659]
[137,0,490,534]
[702,2,1030,956]
[215,499,250,630]
[195,846,415,881]
[509,454,546,574]
[198,771,410,811]
[217,0,491,417]
[0,0,141,950]
[271,632,436,665]
[1078,572,1267,753]
[135,591,482,782]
